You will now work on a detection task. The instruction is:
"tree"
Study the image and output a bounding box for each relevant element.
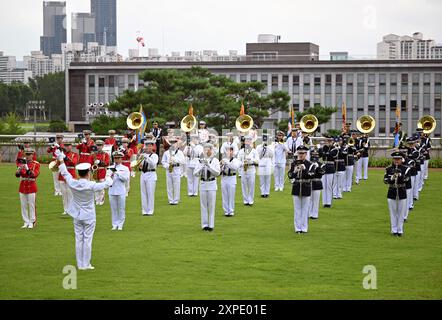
[48,119,68,132]
[91,115,128,134]
[2,112,25,134]
[30,72,66,120]
[108,67,291,133]
[295,105,338,125]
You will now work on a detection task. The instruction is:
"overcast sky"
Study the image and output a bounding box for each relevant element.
[1,0,442,59]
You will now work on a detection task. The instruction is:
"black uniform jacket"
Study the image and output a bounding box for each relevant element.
[288,160,315,197]
[384,164,410,200]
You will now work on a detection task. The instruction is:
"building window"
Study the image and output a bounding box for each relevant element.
[229,74,236,81]
[251,74,257,82]
[109,75,115,88]
[336,74,343,84]
[240,74,247,83]
[128,75,135,90]
[325,74,332,84]
[346,74,353,83]
[261,74,268,84]
[89,75,95,88]
[98,77,105,88]
[379,74,386,85]
[401,73,408,84]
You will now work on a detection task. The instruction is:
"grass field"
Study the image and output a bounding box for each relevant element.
[0,163,441,300]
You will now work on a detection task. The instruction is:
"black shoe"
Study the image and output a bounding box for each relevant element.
[409,207,413,211]
[261,195,265,198]
[413,198,418,201]
[310,217,318,220]
[208,228,213,232]
[203,227,209,231]
[404,219,407,223]
[392,233,398,236]
[295,231,301,234]
[397,233,403,237]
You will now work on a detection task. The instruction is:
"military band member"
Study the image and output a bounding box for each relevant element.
[93,140,110,206]
[220,132,239,158]
[126,130,139,178]
[162,138,185,205]
[356,134,370,182]
[183,134,203,197]
[16,139,36,166]
[150,121,162,158]
[333,137,346,199]
[59,142,78,215]
[104,130,119,152]
[47,134,64,196]
[56,151,113,270]
[309,151,325,219]
[421,133,431,180]
[198,121,209,144]
[139,141,159,216]
[350,130,360,185]
[406,136,421,201]
[256,135,274,198]
[273,131,289,192]
[286,128,302,159]
[120,138,134,196]
[384,151,410,237]
[288,145,315,234]
[319,137,339,208]
[193,143,221,231]
[237,136,259,206]
[108,151,130,230]
[220,146,241,217]
[415,129,425,192]
[343,136,357,193]
[76,130,95,165]
[402,151,414,221]
[15,148,40,229]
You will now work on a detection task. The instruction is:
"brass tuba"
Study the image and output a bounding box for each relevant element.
[180,114,197,132]
[235,114,254,133]
[48,160,59,172]
[127,112,144,130]
[300,114,319,133]
[356,115,376,134]
[417,115,436,134]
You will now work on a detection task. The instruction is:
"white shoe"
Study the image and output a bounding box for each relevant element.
[27,223,34,229]
[21,223,28,229]
[117,226,123,231]
[111,226,117,231]
[85,265,95,270]
[78,266,86,270]
[62,211,67,215]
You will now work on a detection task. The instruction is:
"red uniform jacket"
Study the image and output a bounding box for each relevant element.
[15,160,40,194]
[47,143,65,159]
[16,151,36,166]
[76,139,95,164]
[104,137,118,151]
[59,151,79,182]
[95,151,110,180]
[122,147,134,172]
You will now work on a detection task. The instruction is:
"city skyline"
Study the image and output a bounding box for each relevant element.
[1,0,442,59]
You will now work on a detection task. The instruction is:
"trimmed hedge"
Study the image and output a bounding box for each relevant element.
[369,157,442,168]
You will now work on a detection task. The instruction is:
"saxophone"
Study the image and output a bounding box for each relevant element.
[169,155,174,173]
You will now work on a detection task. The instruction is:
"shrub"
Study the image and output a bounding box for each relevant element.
[429,158,442,168]
[48,119,68,132]
[2,113,25,135]
[91,115,127,134]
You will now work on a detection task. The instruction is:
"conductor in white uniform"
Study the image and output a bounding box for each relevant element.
[55,150,113,270]
[108,151,130,230]
[193,143,221,231]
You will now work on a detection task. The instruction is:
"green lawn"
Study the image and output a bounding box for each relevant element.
[0,164,441,300]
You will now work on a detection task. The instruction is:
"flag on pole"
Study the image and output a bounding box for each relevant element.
[393,104,401,148]
[189,105,194,116]
[287,105,295,135]
[342,102,347,133]
[137,104,148,146]
[136,36,145,47]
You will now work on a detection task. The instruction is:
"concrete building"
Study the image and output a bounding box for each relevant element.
[91,0,117,47]
[24,51,54,78]
[377,32,441,60]
[72,13,96,48]
[330,52,349,61]
[0,52,17,70]
[66,59,442,137]
[62,42,122,70]
[0,69,33,84]
[40,1,67,56]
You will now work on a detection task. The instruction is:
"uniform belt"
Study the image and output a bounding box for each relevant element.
[312,178,322,182]
[294,179,311,183]
[171,164,180,167]
[390,184,406,188]
[325,161,335,164]
[335,159,344,162]
[80,153,90,155]
[142,169,156,173]
[201,177,216,182]
[66,166,75,169]
[20,178,35,181]
[222,173,236,176]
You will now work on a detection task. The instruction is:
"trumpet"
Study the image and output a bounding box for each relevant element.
[130,154,146,169]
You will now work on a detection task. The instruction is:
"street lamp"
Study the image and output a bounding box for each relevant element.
[26,100,46,143]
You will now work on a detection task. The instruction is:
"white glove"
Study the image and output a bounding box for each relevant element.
[106,169,113,178]
[24,164,29,171]
[82,139,87,144]
[57,153,65,161]
[95,160,100,165]
[53,143,59,148]
[301,164,306,170]
[54,149,61,158]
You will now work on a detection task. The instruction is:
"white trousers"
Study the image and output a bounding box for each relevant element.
[241,172,255,204]
[357,157,369,180]
[19,193,36,226]
[423,160,429,180]
[166,173,181,204]
[60,181,72,213]
[387,198,406,234]
[109,195,126,228]
[418,165,424,191]
[322,174,334,206]
[333,171,344,198]
[200,190,216,229]
[73,219,96,268]
[186,167,199,196]
[413,173,420,200]
[274,164,285,190]
[309,190,321,218]
[140,174,156,215]
[52,171,61,194]
[221,176,236,215]
[259,174,271,196]
[95,179,105,204]
[405,188,413,219]
[293,195,311,232]
[344,166,354,192]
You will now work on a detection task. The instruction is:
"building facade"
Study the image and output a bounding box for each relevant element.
[377,32,441,60]
[91,0,117,47]
[40,1,67,56]
[66,60,442,137]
